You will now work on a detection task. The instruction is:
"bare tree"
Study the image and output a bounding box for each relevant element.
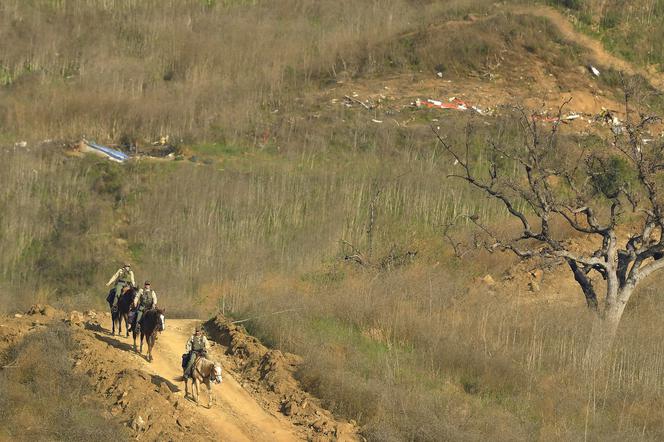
[436,98,664,362]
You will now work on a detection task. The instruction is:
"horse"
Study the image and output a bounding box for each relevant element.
[107,286,136,337]
[133,308,165,362]
[184,356,223,408]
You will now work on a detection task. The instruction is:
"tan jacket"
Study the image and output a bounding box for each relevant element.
[133,288,158,309]
[185,335,209,353]
[106,268,135,287]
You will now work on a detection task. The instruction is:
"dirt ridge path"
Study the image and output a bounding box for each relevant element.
[507,4,664,91]
[100,317,301,441]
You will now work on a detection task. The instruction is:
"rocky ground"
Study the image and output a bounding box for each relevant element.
[0,305,360,442]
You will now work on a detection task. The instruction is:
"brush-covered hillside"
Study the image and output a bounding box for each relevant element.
[3,0,664,440]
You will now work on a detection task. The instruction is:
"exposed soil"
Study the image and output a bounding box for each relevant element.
[321,4,663,132]
[1,307,360,442]
[509,4,664,91]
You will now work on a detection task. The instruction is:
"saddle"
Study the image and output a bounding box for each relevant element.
[182,350,207,371]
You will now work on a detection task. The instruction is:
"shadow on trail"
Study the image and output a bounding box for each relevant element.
[83,321,105,333]
[151,373,181,393]
[93,331,135,353]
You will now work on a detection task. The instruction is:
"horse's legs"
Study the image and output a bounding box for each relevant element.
[207,380,213,408]
[194,379,199,404]
[147,334,153,362]
[123,314,129,337]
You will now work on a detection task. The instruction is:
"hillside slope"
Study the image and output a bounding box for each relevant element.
[4,2,664,441]
[0,308,359,441]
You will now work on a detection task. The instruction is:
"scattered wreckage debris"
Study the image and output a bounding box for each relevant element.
[531,112,583,124]
[413,97,492,115]
[597,108,624,134]
[79,139,130,162]
[75,137,180,162]
[343,95,374,110]
[588,65,601,77]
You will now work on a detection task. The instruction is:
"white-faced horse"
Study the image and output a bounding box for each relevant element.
[185,356,222,408]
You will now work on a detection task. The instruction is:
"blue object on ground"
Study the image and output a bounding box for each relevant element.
[85,140,130,162]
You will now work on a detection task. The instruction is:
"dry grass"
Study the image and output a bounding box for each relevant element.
[548,0,664,67]
[244,261,664,441]
[0,324,128,441]
[4,116,664,440]
[6,112,664,439]
[3,0,664,440]
[0,144,131,312]
[0,0,498,144]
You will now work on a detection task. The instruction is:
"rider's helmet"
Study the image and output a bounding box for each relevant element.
[144,281,151,287]
[124,263,131,269]
[194,325,202,334]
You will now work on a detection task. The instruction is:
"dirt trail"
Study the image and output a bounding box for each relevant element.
[100,317,301,442]
[507,4,664,90]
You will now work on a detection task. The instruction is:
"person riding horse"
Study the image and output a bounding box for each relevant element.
[183,326,209,380]
[106,263,135,309]
[132,281,158,332]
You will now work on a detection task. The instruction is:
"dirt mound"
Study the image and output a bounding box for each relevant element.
[25,303,60,318]
[1,305,64,355]
[2,309,360,441]
[206,316,360,441]
[60,314,215,440]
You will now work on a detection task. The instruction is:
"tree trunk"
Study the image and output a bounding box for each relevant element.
[584,287,632,369]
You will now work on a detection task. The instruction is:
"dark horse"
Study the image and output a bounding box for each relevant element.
[133,308,165,362]
[107,286,136,337]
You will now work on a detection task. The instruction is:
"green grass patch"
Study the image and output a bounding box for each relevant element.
[190,142,248,157]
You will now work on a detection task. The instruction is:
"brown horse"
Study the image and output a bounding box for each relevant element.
[184,356,223,408]
[132,308,165,362]
[107,286,136,337]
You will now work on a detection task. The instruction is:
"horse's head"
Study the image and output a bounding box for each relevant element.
[213,362,223,384]
[157,308,166,332]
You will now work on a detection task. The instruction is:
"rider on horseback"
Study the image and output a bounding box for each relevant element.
[131,281,158,332]
[183,326,209,380]
[106,263,135,308]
